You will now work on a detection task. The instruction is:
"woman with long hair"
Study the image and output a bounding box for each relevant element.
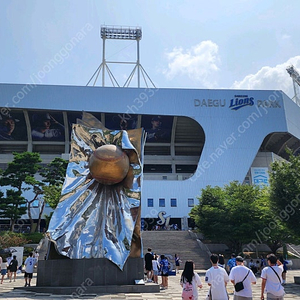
[160,254,170,289]
[180,260,202,300]
[152,254,160,284]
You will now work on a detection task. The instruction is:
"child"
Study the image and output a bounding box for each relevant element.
[180,260,202,300]
[1,261,7,284]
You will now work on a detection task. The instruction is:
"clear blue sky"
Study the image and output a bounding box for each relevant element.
[1,0,300,98]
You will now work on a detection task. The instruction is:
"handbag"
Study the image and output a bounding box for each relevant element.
[205,288,212,300]
[270,266,281,283]
[234,270,250,292]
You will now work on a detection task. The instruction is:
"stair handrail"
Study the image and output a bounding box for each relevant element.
[287,244,300,259]
[188,230,198,240]
[188,230,212,257]
[196,238,212,257]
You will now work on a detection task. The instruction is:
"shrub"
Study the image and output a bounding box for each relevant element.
[0,231,29,249]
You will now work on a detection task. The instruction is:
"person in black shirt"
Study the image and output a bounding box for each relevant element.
[144,248,154,282]
[9,255,18,282]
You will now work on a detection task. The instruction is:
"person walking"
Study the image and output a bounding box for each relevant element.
[218,254,225,268]
[24,252,37,287]
[33,251,39,268]
[227,253,237,273]
[152,254,160,284]
[180,260,202,300]
[0,260,7,284]
[205,253,229,300]
[229,255,256,300]
[144,248,154,282]
[279,256,288,285]
[9,255,18,282]
[6,253,12,280]
[160,254,170,290]
[175,253,181,274]
[261,253,285,300]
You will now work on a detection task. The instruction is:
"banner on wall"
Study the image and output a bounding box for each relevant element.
[251,167,270,186]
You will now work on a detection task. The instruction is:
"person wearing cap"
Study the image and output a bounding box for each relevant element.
[146,116,170,142]
[31,112,64,140]
[261,254,285,300]
[229,255,256,300]
[0,115,17,140]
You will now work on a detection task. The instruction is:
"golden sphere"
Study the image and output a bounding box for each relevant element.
[88,145,129,185]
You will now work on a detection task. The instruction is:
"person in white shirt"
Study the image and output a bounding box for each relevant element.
[261,254,285,300]
[229,255,256,300]
[152,254,160,284]
[33,251,39,268]
[24,253,37,287]
[205,253,230,300]
[0,259,7,284]
[6,253,12,279]
[180,260,202,300]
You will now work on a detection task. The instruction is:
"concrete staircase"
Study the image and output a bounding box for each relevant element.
[141,230,211,270]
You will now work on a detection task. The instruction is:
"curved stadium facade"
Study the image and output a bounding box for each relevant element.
[1,83,300,231]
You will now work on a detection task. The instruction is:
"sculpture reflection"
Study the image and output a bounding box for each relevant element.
[47,112,146,270]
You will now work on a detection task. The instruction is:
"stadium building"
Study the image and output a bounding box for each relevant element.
[0,83,300,231]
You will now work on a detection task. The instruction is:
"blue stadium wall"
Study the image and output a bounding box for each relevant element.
[0,83,300,229]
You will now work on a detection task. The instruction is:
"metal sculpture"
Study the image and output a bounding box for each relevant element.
[47,112,145,269]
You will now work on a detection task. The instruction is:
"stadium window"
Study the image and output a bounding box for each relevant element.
[159,198,165,207]
[147,198,154,207]
[170,198,177,207]
[144,164,172,173]
[188,198,194,207]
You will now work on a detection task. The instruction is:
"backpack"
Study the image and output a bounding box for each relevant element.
[182,281,193,300]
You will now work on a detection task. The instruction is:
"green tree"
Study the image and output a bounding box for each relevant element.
[0,153,68,233]
[269,149,300,238]
[43,185,63,210]
[41,157,67,210]
[0,190,27,230]
[0,152,41,191]
[27,157,67,232]
[0,152,43,232]
[190,185,228,241]
[191,182,277,253]
[40,157,68,185]
[24,176,44,233]
[0,152,42,231]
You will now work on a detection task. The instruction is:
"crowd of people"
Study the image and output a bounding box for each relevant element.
[145,248,288,300]
[144,248,181,290]
[0,251,39,287]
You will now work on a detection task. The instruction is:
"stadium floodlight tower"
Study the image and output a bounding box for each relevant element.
[87,25,156,88]
[286,65,300,106]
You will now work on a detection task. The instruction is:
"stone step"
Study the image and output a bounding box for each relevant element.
[141,231,211,269]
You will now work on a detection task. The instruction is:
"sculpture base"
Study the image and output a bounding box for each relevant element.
[17,283,159,295]
[36,257,146,287]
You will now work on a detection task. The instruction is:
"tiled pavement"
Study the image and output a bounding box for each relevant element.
[0,269,299,299]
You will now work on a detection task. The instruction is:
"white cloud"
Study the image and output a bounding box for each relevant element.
[281,34,291,40]
[163,40,221,88]
[231,56,300,99]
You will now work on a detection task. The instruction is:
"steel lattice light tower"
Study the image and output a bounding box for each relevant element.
[286,65,300,106]
[87,25,155,88]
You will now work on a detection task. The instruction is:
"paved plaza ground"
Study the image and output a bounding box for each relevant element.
[0,269,299,299]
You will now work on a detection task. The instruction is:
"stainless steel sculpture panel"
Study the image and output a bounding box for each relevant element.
[48,112,145,269]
